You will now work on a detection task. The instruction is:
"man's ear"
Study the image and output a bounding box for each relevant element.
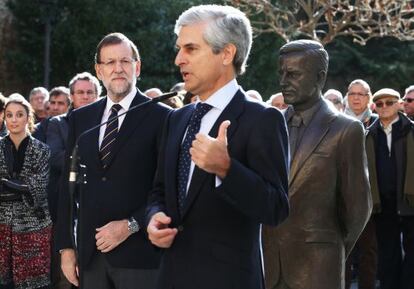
[222,43,237,66]
[317,70,327,90]
[95,63,103,81]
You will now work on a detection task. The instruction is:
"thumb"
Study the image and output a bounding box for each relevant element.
[217,120,231,143]
[154,212,171,225]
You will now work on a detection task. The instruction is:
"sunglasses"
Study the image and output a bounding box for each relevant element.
[403,98,414,103]
[375,100,397,108]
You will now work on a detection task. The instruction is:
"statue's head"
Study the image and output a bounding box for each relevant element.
[279,39,328,111]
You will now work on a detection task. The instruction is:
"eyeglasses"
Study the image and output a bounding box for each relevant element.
[348,92,369,98]
[98,58,137,69]
[74,90,96,97]
[375,100,397,108]
[403,98,414,103]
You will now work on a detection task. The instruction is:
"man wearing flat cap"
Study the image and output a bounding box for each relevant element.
[366,88,414,289]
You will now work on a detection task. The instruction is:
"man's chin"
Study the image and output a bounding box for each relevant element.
[109,85,131,98]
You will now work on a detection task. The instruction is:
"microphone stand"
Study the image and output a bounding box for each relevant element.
[67,91,177,287]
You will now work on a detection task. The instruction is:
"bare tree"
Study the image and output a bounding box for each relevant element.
[228,0,414,45]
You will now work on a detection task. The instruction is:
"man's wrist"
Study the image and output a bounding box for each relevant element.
[59,248,74,254]
[127,217,140,234]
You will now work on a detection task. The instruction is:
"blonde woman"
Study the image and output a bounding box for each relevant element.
[0,94,51,289]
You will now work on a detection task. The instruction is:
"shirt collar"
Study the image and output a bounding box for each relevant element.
[380,115,400,133]
[195,79,238,111]
[105,86,137,113]
[287,98,323,127]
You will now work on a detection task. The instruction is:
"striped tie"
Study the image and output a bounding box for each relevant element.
[100,104,122,168]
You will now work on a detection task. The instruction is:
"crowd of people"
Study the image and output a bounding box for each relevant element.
[0,3,413,289]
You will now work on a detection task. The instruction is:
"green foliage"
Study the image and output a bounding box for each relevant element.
[326,37,414,94]
[5,0,414,98]
[238,33,284,100]
[6,0,219,95]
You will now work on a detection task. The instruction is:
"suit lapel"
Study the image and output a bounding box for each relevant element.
[181,90,244,217]
[166,104,196,221]
[103,91,151,170]
[289,101,336,188]
[83,99,107,171]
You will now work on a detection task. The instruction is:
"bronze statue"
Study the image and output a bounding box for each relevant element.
[262,40,372,289]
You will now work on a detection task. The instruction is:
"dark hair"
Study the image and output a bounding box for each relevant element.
[49,86,71,106]
[279,39,329,74]
[95,32,140,64]
[0,92,6,112]
[6,93,35,133]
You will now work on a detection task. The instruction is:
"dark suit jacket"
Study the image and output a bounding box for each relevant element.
[45,112,70,223]
[262,100,372,289]
[55,91,170,269]
[147,90,290,289]
[366,112,414,215]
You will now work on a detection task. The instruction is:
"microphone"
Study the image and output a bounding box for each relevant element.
[67,90,177,247]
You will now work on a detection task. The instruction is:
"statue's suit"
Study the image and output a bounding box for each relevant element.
[263,100,372,289]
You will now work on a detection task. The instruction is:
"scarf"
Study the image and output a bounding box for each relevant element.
[344,107,372,123]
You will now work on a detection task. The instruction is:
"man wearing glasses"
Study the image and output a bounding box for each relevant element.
[345,79,378,127]
[403,85,414,120]
[343,79,379,289]
[46,72,99,289]
[366,88,414,289]
[55,33,170,289]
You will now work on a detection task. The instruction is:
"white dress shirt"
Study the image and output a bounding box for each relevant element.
[185,79,239,193]
[99,87,137,148]
[380,115,399,156]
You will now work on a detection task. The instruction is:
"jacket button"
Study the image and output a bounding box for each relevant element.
[102,177,107,181]
[178,225,184,232]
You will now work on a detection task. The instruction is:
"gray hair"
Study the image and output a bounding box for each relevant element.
[29,87,49,101]
[405,85,414,96]
[174,4,252,75]
[324,89,343,102]
[347,79,372,96]
[69,72,102,97]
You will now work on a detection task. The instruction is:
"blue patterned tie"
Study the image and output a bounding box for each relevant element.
[177,102,212,213]
[100,104,122,168]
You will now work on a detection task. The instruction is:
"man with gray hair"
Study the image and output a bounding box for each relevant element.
[343,78,379,289]
[47,73,99,289]
[345,79,378,127]
[262,40,371,289]
[324,88,344,112]
[146,5,289,289]
[29,86,49,123]
[56,33,170,289]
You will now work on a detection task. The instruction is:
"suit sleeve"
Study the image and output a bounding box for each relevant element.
[130,104,171,229]
[54,112,77,251]
[337,120,372,256]
[46,117,66,172]
[215,107,290,226]
[145,110,172,226]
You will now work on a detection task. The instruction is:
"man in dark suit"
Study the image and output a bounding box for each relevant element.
[47,72,99,289]
[55,33,170,289]
[262,40,372,289]
[146,5,289,289]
